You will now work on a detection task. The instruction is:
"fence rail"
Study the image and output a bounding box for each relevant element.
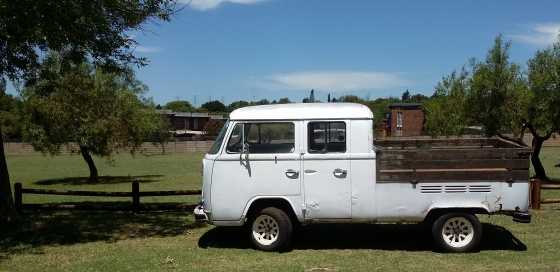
[14,181,201,212]
[531,179,560,209]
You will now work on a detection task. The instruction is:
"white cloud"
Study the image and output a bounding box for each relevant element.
[510,23,560,46]
[180,0,266,11]
[259,71,409,92]
[135,46,162,53]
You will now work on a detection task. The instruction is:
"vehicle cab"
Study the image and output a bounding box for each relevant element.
[194,103,374,247]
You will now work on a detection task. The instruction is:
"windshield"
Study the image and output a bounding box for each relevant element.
[207,120,230,154]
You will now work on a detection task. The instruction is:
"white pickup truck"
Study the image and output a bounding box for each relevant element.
[194,103,531,252]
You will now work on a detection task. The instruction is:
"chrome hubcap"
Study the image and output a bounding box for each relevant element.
[252,215,279,246]
[441,217,474,248]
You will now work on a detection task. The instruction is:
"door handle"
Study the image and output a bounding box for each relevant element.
[285,169,299,179]
[333,168,347,178]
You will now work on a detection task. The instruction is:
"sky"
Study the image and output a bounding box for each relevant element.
[11,0,560,106]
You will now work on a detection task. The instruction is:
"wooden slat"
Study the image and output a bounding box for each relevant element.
[21,203,197,211]
[21,188,201,197]
[541,199,560,204]
[21,188,132,197]
[375,138,500,148]
[378,159,529,170]
[139,190,201,196]
[541,184,560,190]
[376,148,530,160]
[377,169,528,182]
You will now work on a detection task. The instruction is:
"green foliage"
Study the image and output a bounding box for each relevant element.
[201,100,226,113]
[277,97,291,104]
[424,70,469,136]
[466,35,528,136]
[338,95,365,103]
[527,38,560,136]
[254,99,270,105]
[363,97,400,128]
[0,83,22,140]
[228,100,250,112]
[164,100,194,112]
[0,0,176,81]
[21,54,165,158]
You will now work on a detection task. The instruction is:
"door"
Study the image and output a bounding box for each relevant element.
[211,121,301,221]
[303,121,351,219]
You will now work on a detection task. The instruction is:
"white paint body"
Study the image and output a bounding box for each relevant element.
[199,103,530,226]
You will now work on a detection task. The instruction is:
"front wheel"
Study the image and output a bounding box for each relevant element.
[249,207,293,251]
[432,212,482,253]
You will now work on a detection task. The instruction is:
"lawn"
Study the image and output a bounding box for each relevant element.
[1,148,560,271]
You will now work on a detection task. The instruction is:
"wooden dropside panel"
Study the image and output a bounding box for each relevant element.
[375,138,531,183]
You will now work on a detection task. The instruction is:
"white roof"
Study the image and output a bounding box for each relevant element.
[229,103,373,121]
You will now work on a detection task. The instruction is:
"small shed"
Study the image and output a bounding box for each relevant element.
[387,103,424,137]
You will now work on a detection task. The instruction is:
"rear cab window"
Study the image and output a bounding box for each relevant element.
[308,121,346,153]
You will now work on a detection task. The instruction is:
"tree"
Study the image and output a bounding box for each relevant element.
[424,71,469,136]
[22,55,166,181]
[364,97,400,129]
[277,97,291,104]
[0,85,22,141]
[201,100,226,112]
[0,0,175,219]
[164,100,194,112]
[526,37,560,180]
[228,100,250,111]
[339,95,364,103]
[401,89,411,102]
[254,99,270,105]
[466,36,528,139]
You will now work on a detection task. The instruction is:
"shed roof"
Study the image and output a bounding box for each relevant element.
[388,103,422,109]
[229,103,373,120]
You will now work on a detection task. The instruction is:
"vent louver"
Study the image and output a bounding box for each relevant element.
[469,185,492,193]
[444,185,467,193]
[420,185,442,193]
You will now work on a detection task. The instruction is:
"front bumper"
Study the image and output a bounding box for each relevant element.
[193,204,209,222]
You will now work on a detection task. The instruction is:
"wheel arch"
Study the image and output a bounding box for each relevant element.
[242,197,300,225]
[424,204,490,224]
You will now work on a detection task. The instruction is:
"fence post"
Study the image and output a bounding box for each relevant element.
[531,178,541,210]
[132,181,140,212]
[14,182,22,213]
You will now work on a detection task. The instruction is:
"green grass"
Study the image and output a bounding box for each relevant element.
[6,152,205,203]
[1,149,560,271]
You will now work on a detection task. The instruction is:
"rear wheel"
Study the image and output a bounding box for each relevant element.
[432,212,482,252]
[249,207,293,251]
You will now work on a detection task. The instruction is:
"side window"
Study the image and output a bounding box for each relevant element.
[308,122,346,153]
[226,123,243,153]
[226,122,295,154]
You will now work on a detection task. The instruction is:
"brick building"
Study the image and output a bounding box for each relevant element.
[386,103,424,137]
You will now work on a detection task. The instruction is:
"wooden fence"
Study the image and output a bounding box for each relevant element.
[13,181,202,212]
[531,179,560,209]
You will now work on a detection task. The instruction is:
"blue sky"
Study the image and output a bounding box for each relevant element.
[14,0,560,105]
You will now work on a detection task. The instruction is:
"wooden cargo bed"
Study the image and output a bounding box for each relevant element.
[375,138,531,183]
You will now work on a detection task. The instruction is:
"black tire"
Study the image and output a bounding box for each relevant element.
[431,212,482,253]
[248,207,293,251]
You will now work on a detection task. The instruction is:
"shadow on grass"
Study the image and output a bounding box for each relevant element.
[34,175,164,185]
[198,223,526,252]
[0,209,204,259]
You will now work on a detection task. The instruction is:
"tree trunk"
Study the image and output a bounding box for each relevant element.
[528,128,552,181]
[531,136,547,180]
[0,126,17,222]
[79,145,98,182]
